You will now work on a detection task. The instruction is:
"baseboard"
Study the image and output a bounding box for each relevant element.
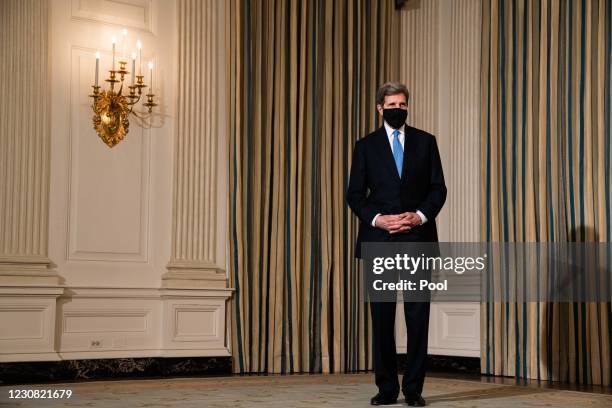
[1,354,480,385]
[0,356,232,385]
[398,354,481,376]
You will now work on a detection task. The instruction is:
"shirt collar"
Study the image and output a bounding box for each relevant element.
[383,121,405,138]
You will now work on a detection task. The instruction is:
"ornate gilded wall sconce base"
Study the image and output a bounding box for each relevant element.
[92,89,130,148]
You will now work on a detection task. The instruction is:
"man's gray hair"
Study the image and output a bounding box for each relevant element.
[376,82,410,106]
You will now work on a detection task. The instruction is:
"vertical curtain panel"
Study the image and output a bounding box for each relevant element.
[481,0,611,384]
[227,0,399,374]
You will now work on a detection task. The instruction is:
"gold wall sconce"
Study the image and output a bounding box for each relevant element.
[90,32,157,148]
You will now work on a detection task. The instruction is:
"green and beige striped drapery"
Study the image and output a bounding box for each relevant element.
[227,0,400,373]
[481,0,611,385]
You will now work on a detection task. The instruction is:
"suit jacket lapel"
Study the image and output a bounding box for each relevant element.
[375,126,401,182]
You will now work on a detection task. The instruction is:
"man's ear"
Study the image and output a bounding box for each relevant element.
[376,104,383,115]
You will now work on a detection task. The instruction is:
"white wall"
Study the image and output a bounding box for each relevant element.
[48,0,174,288]
[396,0,482,357]
[0,0,232,363]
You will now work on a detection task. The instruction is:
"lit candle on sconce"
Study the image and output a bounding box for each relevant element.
[148,61,153,91]
[88,35,158,147]
[137,40,142,76]
[95,51,100,86]
[121,28,128,61]
[111,36,116,70]
[131,52,136,85]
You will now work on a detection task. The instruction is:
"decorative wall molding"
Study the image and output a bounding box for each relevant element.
[66,49,151,263]
[0,286,63,361]
[0,0,55,282]
[396,302,480,358]
[398,0,482,358]
[165,0,228,288]
[161,288,232,355]
[63,310,150,334]
[399,0,481,242]
[48,0,175,289]
[440,0,481,242]
[0,307,46,340]
[0,257,58,285]
[400,0,439,135]
[1,0,232,365]
[1,286,232,362]
[70,0,153,33]
[434,303,480,355]
[163,264,227,289]
[56,289,159,355]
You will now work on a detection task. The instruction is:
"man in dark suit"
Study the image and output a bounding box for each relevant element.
[346,82,446,406]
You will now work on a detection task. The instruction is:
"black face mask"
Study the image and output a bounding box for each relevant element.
[382,108,408,129]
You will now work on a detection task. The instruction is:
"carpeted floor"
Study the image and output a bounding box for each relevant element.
[1,373,611,407]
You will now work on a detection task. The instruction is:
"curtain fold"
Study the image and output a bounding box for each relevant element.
[481,0,611,384]
[227,0,400,374]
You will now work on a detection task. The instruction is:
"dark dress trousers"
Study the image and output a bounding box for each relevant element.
[346,124,446,399]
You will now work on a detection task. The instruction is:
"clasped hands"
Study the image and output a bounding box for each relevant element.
[375,212,422,234]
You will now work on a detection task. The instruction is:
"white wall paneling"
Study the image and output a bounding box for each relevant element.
[56,287,231,360]
[163,0,229,289]
[0,287,63,362]
[67,48,151,262]
[160,289,231,357]
[57,288,160,358]
[439,0,482,243]
[0,0,55,280]
[71,0,153,32]
[433,303,480,355]
[0,0,64,362]
[400,0,439,136]
[398,0,482,357]
[49,0,173,288]
[395,302,480,357]
[0,0,232,362]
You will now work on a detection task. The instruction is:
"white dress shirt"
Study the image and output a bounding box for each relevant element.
[371,121,428,227]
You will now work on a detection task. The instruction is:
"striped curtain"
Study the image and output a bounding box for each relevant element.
[481,0,611,384]
[227,0,400,373]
